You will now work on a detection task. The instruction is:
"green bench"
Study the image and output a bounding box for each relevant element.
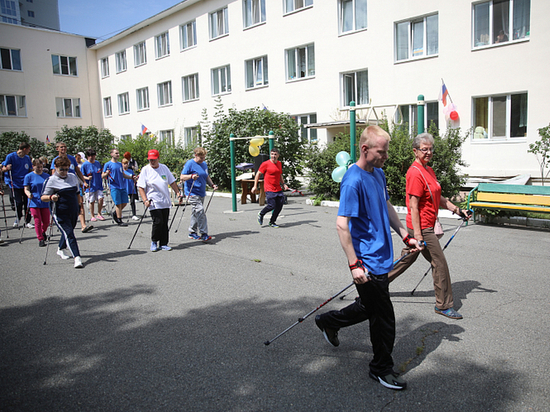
[467,183,550,222]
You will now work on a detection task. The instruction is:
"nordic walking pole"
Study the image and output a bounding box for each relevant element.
[43,202,56,265]
[8,170,18,228]
[174,176,197,233]
[410,213,472,296]
[1,193,9,238]
[204,188,216,214]
[167,192,185,232]
[264,282,355,346]
[127,202,150,249]
[19,204,31,244]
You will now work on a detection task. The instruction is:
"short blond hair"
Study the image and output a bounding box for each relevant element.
[121,158,129,164]
[194,147,207,157]
[359,125,391,149]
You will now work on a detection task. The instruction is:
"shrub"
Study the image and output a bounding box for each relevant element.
[53,125,115,163]
[0,131,48,162]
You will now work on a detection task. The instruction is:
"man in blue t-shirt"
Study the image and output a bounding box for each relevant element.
[314,126,420,391]
[102,148,136,226]
[81,149,105,222]
[2,142,33,227]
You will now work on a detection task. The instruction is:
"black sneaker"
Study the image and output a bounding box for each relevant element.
[315,315,340,347]
[117,220,128,227]
[369,371,407,390]
[257,211,263,225]
[39,239,46,247]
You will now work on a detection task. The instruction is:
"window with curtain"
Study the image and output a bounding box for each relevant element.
[52,54,77,76]
[394,102,438,134]
[103,97,112,117]
[136,87,149,111]
[115,50,127,73]
[395,13,438,62]
[473,0,530,47]
[339,0,367,34]
[184,127,199,148]
[182,74,199,101]
[0,95,26,117]
[291,113,318,142]
[1,48,22,71]
[211,65,231,95]
[100,57,109,77]
[243,0,265,28]
[342,69,368,107]
[157,81,172,107]
[286,44,314,80]
[180,20,197,50]
[134,42,147,66]
[473,92,527,140]
[55,97,80,118]
[210,7,229,39]
[155,32,170,58]
[159,130,174,144]
[284,0,313,14]
[117,93,130,114]
[245,56,268,89]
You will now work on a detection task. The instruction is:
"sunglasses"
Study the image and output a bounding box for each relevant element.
[58,167,70,172]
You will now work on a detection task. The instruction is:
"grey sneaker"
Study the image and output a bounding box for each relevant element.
[257,211,263,225]
[369,371,407,390]
[434,306,463,319]
[315,315,340,347]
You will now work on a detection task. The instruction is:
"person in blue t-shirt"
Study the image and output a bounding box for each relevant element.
[180,147,218,241]
[314,126,420,391]
[24,158,51,247]
[122,158,140,220]
[102,148,136,226]
[2,142,33,227]
[81,149,105,222]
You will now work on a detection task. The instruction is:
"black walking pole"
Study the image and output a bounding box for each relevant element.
[19,204,31,244]
[8,170,18,228]
[204,188,216,214]
[167,192,185,232]
[1,194,9,238]
[410,214,471,296]
[174,176,197,233]
[127,202,150,249]
[43,202,56,265]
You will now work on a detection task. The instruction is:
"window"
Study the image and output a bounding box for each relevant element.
[473,0,530,47]
[103,97,112,117]
[291,113,317,142]
[27,10,34,17]
[180,20,197,50]
[395,14,438,61]
[184,127,199,148]
[136,87,149,111]
[157,81,172,107]
[118,92,130,114]
[1,48,21,71]
[55,97,80,118]
[134,41,147,67]
[182,74,199,101]
[52,54,77,76]
[0,95,26,117]
[100,57,109,78]
[395,102,439,134]
[1,0,17,16]
[286,44,314,80]
[155,31,170,59]
[243,0,265,28]
[342,69,368,106]
[159,129,174,144]
[211,65,231,95]
[339,0,367,34]
[210,7,229,39]
[473,93,527,140]
[284,0,313,14]
[245,56,268,89]
[115,50,127,73]
[120,134,132,140]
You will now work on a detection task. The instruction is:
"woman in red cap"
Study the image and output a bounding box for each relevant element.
[137,149,183,252]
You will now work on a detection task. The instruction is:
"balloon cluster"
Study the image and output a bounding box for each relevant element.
[444,103,459,122]
[248,136,264,157]
[332,151,351,182]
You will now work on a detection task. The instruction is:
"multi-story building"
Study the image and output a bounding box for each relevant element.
[1,0,60,30]
[2,1,549,182]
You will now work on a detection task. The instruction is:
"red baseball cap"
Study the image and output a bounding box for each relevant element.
[147,149,159,159]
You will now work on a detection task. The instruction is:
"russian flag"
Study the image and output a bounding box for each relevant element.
[441,84,449,107]
[141,124,148,135]
[46,135,50,143]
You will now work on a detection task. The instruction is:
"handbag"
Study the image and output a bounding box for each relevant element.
[412,166,444,239]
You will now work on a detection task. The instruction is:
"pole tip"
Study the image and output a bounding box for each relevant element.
[264,341,270,346]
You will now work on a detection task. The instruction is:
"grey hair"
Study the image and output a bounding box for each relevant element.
[413,133,434,149]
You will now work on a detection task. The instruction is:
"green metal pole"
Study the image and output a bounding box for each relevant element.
[349,101,356,162]
[268,130,274,151]
[417,94,425,135]
[230,133,237,212]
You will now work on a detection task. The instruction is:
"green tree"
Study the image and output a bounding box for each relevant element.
[202,106,307,190]
[53,125,115,163]
[0,131,48,162]
[528,124,550,185]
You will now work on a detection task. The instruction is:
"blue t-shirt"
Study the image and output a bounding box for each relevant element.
[338,164,393,275]
[124,169,136,194]
[81,160,103,192]
[4,152,32,188]
[103,161,126,190]
[51,154,79,174]
[24,172,50,208]
[182,159,209,197]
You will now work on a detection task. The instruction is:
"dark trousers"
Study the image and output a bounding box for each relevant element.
[129,193,138,216]
[259,191,285,224]
[54,211,80,257]
[150,208,170,246]
[319,274,395,375]
[13,188,30,223]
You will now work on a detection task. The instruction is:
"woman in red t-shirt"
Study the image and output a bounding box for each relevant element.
[388,133,469,320]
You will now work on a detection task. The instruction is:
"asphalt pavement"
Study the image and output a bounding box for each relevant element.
[1,194,549,411]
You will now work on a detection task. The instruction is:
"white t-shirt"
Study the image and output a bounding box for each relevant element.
[137,163,176,210]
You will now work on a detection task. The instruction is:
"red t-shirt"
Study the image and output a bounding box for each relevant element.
[405,163,441,230]
[259,160,283,192]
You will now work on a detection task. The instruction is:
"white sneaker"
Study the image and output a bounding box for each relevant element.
[26,223,34,229]
[13,218,19,227]
[132,215,140,221]
[74,256,84,268]
[57,248,70,260]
